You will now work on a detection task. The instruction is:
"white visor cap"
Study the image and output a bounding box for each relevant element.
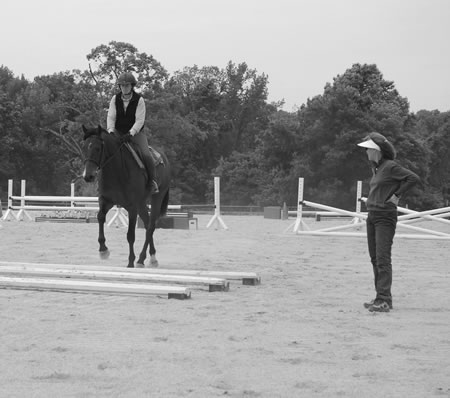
[357,139,381,151]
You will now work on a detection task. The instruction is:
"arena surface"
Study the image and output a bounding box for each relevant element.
[0,215,449,397]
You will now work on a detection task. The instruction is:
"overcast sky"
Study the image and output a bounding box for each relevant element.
[1,0,449,112]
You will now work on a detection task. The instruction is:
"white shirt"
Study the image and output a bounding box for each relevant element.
[106,94,146,136]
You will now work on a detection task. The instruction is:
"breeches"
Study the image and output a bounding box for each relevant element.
[131,131,155,180]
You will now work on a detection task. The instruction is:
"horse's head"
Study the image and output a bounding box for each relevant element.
[82,125,105,182]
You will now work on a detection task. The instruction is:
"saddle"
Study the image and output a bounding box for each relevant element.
[124,144,164,169]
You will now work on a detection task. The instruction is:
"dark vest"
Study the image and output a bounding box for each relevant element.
[114,91,143,134]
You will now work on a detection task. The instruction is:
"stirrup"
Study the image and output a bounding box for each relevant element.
[152,180,159,195]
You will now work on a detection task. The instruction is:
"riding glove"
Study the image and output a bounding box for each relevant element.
[120,132,133,143]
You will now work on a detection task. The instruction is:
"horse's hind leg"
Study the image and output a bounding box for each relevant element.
[148,227,158,267]
[147,211,159,267]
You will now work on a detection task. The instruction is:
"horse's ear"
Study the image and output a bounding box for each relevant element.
[82,124,87,133]
[97,125,102,134]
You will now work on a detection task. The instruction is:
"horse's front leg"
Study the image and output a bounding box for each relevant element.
[126,210,138,268]
[136,204,150,267]
[136,207,158,268]
[98,201,114,259]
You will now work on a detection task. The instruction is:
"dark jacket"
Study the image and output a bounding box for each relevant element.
[366,159,420,211]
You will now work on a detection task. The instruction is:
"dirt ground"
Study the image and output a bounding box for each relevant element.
[0,214,449,398]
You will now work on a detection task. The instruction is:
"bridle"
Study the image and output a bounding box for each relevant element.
[84,133,126,171]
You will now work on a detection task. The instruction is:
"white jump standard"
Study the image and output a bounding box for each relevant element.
[206,176,228,230]
[287,177,450,240]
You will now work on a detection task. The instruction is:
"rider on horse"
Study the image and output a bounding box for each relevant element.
[106,71,158,194]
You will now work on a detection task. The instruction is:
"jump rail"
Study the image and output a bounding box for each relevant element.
[2,178,227,230]
[2,179,181,227]
[286,178,450,240]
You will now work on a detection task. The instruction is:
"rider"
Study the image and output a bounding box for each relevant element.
[106,71,158,194]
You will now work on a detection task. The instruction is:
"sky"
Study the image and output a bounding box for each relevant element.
[1,0,449,113]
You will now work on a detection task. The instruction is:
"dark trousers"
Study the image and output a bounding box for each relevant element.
[366,210,397,304]
[131,131,155,184]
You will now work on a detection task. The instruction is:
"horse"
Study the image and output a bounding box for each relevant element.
[82,125,170,268]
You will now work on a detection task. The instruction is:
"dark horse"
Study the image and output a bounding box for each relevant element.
[82,125,170,268]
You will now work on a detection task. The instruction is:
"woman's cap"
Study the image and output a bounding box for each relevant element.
[357,138,381,151]
[358,132,397,160]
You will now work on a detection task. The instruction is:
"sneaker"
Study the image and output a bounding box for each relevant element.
[363,299,394,310]
[364,299,393,309]
[368,300,390,312]
[364,299,375,309]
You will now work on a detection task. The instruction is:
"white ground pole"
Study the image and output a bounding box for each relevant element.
[359,198,450,238]
[285,178,364,233]
[397,206,450,225]
[206,177,228,230]
[297,200,450,239]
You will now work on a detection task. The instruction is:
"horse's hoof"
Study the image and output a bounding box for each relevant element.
[99,250,110,259]
[135,262,145,268]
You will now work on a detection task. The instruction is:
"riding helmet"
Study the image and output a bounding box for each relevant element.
[117,72,137,86]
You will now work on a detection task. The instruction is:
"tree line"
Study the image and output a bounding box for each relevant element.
[1,41,449,211]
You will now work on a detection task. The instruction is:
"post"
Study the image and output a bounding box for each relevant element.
[285,178,310,233]
[107,206,129,228]
[282,202,288,220]
[16,180,33,221]
[206,177,228,230]
[70,183,75,208]
[2,180,18,221]
[351,180,364,225]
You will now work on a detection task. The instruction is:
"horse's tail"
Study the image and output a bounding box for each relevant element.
[160,190,169,217]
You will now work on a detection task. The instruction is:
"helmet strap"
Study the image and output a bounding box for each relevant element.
[121,91,133,101]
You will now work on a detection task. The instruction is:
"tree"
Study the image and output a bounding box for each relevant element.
[163,62,273,204]
[219,61,270,153]
[0,67,28,199]
[291,63,427,209]
[86,41,169,98]
[414,110,450,205]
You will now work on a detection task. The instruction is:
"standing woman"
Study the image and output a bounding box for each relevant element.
[357,132,420,312]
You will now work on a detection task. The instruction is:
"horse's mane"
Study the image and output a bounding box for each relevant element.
[83,126,122,148]
[82,125,103,140]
